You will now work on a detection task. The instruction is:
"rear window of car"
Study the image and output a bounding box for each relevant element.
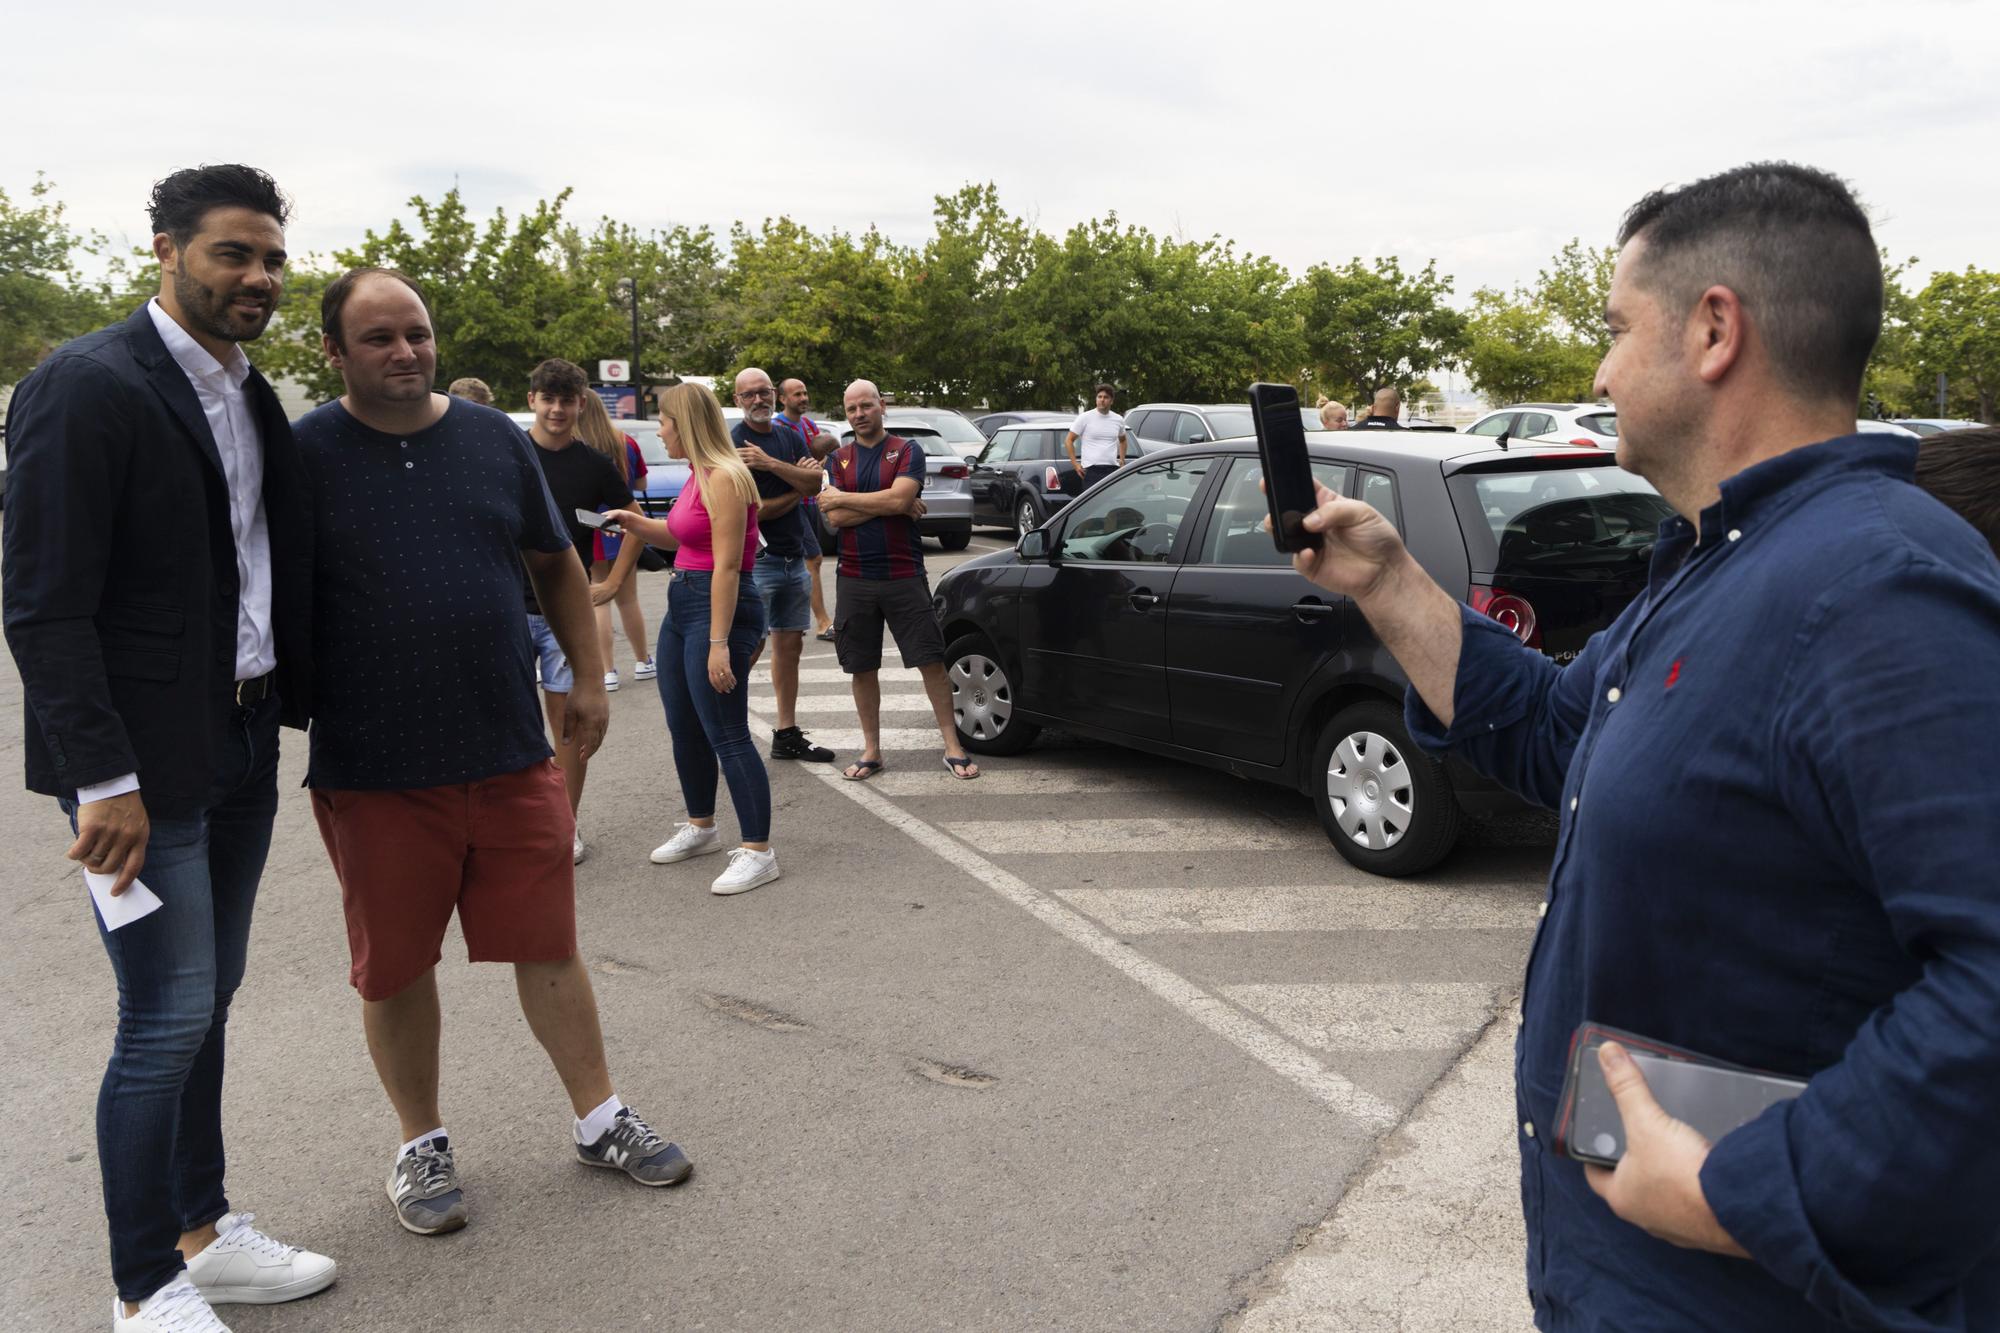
[1448,465,1676,576]
[1201,407,1253,439]
[1576,412,1618,437]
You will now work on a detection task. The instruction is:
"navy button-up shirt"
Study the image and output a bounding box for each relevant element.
[1408,435,2000,1331]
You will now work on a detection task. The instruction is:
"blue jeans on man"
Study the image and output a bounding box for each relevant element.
[65,693,280,1302]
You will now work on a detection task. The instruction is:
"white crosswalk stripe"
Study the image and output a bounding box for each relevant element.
[865,770,1168,797]
[791,667,926,684]
[778,697,937,717]
[1221,983,1506,1053]
[947,816,1323,854]
[1057,884,1538,934]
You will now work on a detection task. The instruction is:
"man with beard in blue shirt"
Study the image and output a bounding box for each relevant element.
[1294,162,2000,1330]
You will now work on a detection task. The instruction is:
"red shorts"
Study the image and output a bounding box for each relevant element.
[311,761,577,1001]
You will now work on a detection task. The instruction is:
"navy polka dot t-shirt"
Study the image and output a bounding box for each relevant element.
[295,397,572,789]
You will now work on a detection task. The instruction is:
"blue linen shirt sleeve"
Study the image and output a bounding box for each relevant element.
[1402,601,1600,810]
[1700,552,2000,1331]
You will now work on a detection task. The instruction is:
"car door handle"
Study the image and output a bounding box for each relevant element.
[1291,599,1334,622]
[1129,591,1159,610]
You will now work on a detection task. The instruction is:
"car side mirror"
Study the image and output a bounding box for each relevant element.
[1186,433,1207,445]
[1017,529,1052,561]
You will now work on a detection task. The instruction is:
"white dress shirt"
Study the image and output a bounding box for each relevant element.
[76,302,276,804]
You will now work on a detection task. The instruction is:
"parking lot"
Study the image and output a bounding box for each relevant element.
[2,533,1549,1331]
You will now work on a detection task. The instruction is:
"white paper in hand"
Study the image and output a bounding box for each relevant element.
[84,870,163,931]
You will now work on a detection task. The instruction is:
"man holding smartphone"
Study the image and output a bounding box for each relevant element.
[520,358,644,863]
[1292,163,2000,1328]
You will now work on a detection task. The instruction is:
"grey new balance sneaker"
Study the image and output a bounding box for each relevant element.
[575,1109,693,1187]
[385,1137,468,1235]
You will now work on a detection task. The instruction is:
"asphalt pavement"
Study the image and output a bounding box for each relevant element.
[2,533,1547,1331]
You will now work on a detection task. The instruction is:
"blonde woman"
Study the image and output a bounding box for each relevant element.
[574,391,655,690]
[611,384,780,895]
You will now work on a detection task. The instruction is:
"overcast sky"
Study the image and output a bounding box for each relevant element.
[7,0,1994,303]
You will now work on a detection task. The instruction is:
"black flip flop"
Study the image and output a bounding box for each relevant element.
[816,628,837,642]
[844,759,886,782]
[942,755,980,781]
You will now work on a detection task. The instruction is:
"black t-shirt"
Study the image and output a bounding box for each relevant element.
[294,397,572,789]
[524,438,635,611]
[733,418,812,558]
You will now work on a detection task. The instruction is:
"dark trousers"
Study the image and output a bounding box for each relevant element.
[63,692,281,1302]
[1083,463,1120,488]
[657,569,772,842]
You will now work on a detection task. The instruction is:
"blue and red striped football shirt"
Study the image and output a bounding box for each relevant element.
[828,435,927,581]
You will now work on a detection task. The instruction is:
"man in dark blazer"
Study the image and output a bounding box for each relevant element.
[2,166,334,1331]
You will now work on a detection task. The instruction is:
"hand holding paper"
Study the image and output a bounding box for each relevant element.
[85,870,163,931]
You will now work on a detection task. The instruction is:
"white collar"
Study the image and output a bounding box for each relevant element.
[148,298,252,390]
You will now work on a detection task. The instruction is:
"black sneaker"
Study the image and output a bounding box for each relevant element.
[575,1108,693,1187]
[770,727,835,762]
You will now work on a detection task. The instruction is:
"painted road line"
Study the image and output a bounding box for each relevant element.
[746,704,1399,1127]
[1221,983,1502,1052]
[946,816,1321,855]
[793,667,927,684]
[866,770,1169,797]
[1056,884,1538,934]
[757,728,954,752]
[776,697,937,717]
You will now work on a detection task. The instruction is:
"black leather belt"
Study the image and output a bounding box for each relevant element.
[234,673,274,708]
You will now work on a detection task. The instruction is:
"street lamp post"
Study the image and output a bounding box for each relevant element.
[617,276,643,417]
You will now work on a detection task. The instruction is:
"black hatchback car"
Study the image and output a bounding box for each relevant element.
[932,434,1674,876]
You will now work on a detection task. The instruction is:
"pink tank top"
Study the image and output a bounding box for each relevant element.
[667,472,760,572]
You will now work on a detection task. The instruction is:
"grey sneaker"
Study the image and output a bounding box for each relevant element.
[385,1137,468,1235]
[575,1108,693,1187]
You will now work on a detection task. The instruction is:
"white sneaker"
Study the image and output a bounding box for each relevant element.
[603,669,621,692]
[573,833,586,865]
[114,1276,232,1332]
[633,658,658,681]
[183,1210,337,1306]
[650,823,722,864]
[711,848,780,896]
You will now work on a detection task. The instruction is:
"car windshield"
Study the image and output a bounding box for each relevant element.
[1202,407,1254,439]
[900,410,986,444]
[1449,465,1676,576]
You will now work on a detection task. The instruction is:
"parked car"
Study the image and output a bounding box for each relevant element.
[1890,418,1988,435]
[967,420,1088,534]
[1856,419,1920,438]
[511,411,689,515]
[881,406,991,460]
[1465,403,1618,447]
[1126,402,1328,454]
[972,408,1075,439]
[932,434,1674,876]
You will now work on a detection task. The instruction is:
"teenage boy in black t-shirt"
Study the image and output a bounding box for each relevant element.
[523,359,643,863]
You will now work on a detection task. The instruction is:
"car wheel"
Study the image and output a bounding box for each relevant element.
[945,633,1039,756]
[1014,496,1043,535]
[1311,701,1462,877]
[938,526,972,551]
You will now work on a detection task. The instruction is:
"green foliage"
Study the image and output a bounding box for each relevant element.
[0,175,131,383]
[1912,266,2000,423]
[1296,257,1467,404]
[1460,240,1615,406]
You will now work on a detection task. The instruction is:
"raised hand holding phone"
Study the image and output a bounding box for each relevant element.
[1248,383,1322,553]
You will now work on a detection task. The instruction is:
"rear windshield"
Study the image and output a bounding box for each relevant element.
[1576,412,1618,437]
[1202,407,1254,439]
[1449,465,1675,576]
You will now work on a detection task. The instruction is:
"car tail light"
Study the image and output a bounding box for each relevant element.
[938,463,968,479]
[1568,437,1601,448]
[1468,586,1541,648]
[1044,466,1063,491]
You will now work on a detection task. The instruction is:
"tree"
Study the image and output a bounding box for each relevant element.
[1458,240,1615,406]
[1295,257,1467,404]
[717,216,906,399]
[0,175,125,383]
[899,183,1034,405]
[1862,253,1924,417]
[1913,266,2000,423]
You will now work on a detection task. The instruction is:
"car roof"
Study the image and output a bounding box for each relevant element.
[991,412,1075,423]
[1135,432,1623,474]
[1893,418,1986,428]
[1477,403,1609,414]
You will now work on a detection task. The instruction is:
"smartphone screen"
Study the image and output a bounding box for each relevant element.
[1248,383,1321,552]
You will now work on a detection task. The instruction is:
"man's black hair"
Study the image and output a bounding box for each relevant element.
[1914,427,2000,560]
[147,165,290,246]
[1617,162,1881,405]
[529,358,590,400]
[321,267,428,351]
[1094,382,1116,398]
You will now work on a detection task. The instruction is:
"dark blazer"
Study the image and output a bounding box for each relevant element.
[2,303,312,818]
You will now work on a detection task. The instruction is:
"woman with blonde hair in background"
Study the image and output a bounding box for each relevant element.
[574,391,656,690]
[608,384,780,896]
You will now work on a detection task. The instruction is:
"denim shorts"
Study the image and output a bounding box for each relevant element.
[527,614,572,693]
[751,554,813,634]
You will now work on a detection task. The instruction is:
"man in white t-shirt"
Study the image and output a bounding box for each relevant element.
[1065,383,1127,487]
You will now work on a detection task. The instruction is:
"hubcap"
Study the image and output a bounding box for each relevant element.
[1017,501,1036,533]
[1327,730,1414,850]
[950,653,1013,739]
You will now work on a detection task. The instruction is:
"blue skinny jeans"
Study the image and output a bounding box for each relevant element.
[657,569,772,842]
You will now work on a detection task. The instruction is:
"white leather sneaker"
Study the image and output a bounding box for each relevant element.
[632,658,658,681]
[650,822,722,864]
[711,847,780,896]
[114,1275,232,1331]
[603,669,621,692]
[182,1210,336,1306]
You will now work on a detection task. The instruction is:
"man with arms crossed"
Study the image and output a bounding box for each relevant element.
[3,165,335,1332]
[520,358,644,862]
[821,380,980,781]
[775,376,840,640]
[1294,163,2000,1328]
[295,269,691,1240]
[1064,383,1127,486]
[733,367,835,762]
